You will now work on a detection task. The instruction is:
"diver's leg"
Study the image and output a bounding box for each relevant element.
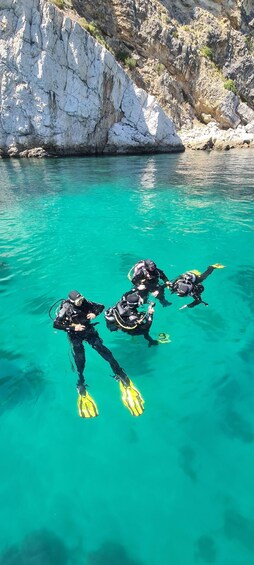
[87,330,129,385]
[156,285,172,307]
[69,334,86,393]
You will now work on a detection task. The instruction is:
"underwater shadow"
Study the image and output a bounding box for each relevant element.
[87,541,143,565]
[194,535,217,564]
[0,362,47,415]
[0,530,69,565]
[224,505,254,553]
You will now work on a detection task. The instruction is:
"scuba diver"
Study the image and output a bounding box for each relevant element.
[170,263,225,309]
[105,289,158,347]
[129,259,171,306]
[52,290,144,418]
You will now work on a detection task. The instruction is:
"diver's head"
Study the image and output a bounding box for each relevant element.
[145,259,156,272]
[126,292,143,308]
[68,290,84,306]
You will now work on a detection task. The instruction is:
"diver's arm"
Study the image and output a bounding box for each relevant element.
[53,314,84,332]
[53,317,80,332]
[138,304,154,327]
[157,268,171,285]
[147,303,155,321]
[53,318,68,331]
[86,301,104,318]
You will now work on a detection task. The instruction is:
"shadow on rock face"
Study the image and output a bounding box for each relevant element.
[0,530,69,565]
[87,541,144,565]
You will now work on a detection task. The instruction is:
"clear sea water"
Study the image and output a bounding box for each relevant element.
[0,150,254,565]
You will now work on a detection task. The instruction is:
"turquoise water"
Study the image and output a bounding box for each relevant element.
[0,151,254,565]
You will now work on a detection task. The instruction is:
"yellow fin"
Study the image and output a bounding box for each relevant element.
[78,392,99,418]
[119,379,144,416]
[211,263,225,269]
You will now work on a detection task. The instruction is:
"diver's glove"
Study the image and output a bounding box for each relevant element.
[117,377,145,417]
[77,384,99,418]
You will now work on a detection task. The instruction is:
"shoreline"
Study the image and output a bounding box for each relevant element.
[179,122,254,151]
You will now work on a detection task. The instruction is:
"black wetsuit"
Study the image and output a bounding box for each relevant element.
[53,298,128,386]
[131,261,170,306]
[105,295,157,346]
[171,265,216,308]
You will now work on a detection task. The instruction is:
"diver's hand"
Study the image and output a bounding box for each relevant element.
[179,305,187,310]
[87,313,96,320]
[138,284,146,290]
[148,305,154,314]
[152,290,159,297]
[74,324,86,331]
[165,280,171,287]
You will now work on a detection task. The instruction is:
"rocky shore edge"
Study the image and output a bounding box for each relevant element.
[1,123,254,158]
[179,122,254,151]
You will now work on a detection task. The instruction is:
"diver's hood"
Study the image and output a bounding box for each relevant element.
[145,260,156,272]
[126,292,142,307]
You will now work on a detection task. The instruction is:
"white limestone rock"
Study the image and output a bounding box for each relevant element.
[236,102,254,125]
[0,0,183,156]
[180,121,254,150]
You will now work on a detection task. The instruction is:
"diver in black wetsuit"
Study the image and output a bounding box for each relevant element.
[53,290,130,393]
[105,290,158,346]
[170,263,224,309]
[131,259,171,306]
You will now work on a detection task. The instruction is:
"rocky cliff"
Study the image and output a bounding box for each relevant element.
[0,0,182,157]
[1,0,254,156]
[69,0,254,149]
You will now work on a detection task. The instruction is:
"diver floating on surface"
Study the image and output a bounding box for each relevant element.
[170,263,225,309]
[129,259,171,306]
[105,289,158,347]
[52,290,144,418]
